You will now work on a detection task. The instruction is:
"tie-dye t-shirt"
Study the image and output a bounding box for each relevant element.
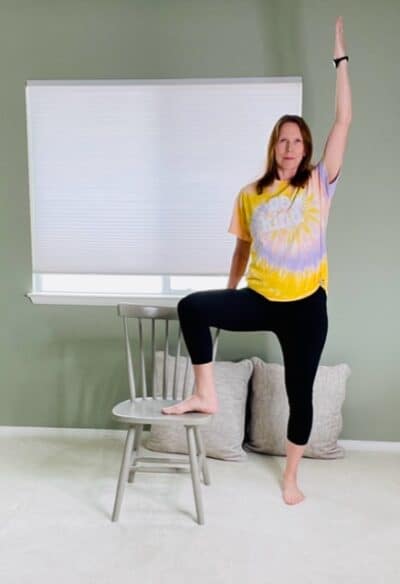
[228,161,340,301]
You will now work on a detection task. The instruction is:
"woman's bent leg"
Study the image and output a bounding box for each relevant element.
[162,288,271,415]
[178,288,269,364]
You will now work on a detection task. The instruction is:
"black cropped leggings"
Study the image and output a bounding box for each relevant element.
[177,286,328,446]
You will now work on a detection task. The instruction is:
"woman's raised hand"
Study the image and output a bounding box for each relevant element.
[334,16,347,58]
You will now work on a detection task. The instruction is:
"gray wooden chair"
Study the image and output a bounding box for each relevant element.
[111,304,220,525]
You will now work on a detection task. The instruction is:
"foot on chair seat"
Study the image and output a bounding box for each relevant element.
[162,394,218,415]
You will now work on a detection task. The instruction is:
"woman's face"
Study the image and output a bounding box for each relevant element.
[274,122,305,174]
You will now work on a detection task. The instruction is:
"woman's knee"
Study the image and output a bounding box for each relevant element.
[177,291,204,320]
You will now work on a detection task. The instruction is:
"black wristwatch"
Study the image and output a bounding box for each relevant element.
[333,55,349,68]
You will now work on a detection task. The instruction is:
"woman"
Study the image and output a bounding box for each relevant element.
[163,16,352,506]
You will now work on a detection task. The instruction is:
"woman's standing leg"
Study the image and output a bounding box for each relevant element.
[162,288,272,414]
[276,287,328,504]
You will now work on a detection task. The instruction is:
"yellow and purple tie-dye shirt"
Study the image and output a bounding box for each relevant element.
[228,161,339,301]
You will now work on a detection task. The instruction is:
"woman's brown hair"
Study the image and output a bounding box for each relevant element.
[255,115,313,194]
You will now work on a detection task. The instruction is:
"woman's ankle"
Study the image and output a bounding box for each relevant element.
[283,472,297,483]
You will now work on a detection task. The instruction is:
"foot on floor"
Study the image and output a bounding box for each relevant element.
[282,477,305,505]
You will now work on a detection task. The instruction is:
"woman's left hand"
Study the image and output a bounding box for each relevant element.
[334,16,347,58]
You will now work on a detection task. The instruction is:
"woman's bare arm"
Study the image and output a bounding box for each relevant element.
[227,238,251,289]
[322,16,352,183]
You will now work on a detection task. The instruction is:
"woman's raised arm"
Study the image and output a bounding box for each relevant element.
[322,16,352,183]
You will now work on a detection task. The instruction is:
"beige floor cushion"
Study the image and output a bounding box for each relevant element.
[245,358,351,459]
[146,352,253,461]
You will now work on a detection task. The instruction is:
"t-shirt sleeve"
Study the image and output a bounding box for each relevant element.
[227,191,252,242]
[317,160,341,199]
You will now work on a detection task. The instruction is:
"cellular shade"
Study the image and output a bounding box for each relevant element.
[26,78,302,275]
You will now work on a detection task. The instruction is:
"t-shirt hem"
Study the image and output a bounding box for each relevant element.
[247,283,327,302]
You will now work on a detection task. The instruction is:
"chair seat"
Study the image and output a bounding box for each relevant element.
[112,398,213,426]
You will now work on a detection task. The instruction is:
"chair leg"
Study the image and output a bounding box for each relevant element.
[112,426,135,522]
[186,426,204,525]
[194,427,211,486]
[128,425,143,483]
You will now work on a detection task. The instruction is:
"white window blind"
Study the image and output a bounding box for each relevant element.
[26,78,302,277]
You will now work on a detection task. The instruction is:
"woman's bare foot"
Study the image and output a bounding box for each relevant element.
[282,476,305,505]
[162,393,218,415]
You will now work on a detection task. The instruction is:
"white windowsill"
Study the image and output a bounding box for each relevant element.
[26,292,182,307]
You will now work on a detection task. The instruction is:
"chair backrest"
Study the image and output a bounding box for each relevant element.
[118,304,220,401]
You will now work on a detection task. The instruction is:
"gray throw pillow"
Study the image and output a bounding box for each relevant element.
[245,358,351,459]
[145,352,253,461]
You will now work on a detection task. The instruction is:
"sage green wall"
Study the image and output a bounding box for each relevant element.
[1,0,399,439]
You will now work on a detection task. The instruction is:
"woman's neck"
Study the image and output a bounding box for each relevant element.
[276,169,296,180]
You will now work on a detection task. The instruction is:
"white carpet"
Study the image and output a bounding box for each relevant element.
[0,427,399,584]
